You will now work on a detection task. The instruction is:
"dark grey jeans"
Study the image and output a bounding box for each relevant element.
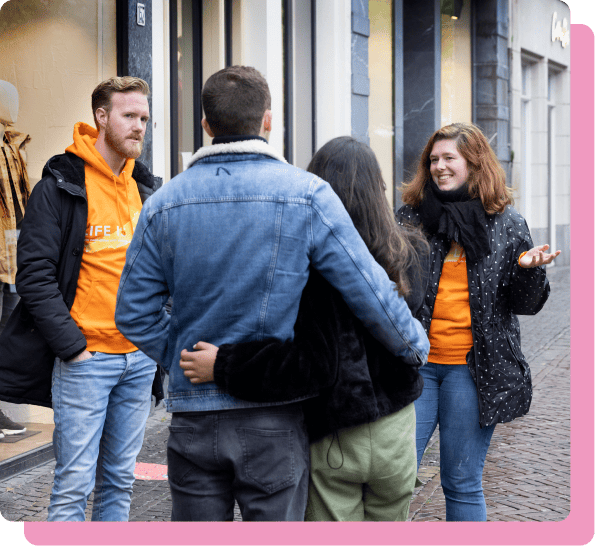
[167,403,309,521]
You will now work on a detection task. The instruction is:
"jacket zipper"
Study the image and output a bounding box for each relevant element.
[54,168,87,309]
[466,259,485,427]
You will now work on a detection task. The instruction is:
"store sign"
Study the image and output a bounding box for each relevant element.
[551,12,569,48]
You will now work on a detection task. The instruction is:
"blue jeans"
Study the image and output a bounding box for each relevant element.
[48,351,156,521]
[167,404,310,521]
[415,363,496,521]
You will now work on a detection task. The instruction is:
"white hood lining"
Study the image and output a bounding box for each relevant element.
[187,139,287,170]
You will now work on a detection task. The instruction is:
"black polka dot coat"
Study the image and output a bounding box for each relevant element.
[397,204,550,427]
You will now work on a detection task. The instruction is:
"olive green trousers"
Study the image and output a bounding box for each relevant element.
[305,403,417,521]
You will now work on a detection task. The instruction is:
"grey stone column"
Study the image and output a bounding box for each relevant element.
[118,0,153,172]
[402,0,441,183]
[474,0,510,179]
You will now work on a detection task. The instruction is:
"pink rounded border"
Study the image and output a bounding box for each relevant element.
[16,20,594,546]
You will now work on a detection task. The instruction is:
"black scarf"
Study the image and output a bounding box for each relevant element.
[417,181,490,263]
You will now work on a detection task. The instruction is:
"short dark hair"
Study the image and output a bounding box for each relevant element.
[201,66,271,136]
[91,76,150,128]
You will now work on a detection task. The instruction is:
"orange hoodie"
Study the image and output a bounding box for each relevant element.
[67,122,141,353]
[428,241,473,364]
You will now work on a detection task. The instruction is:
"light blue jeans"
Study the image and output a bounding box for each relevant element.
[48,350,156,521]
[415,363,496,521]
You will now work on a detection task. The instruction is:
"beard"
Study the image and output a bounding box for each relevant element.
[104,120,144,160]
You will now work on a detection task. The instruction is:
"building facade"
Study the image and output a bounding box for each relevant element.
[509,0,570,266]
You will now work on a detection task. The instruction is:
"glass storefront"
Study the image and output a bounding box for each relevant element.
[440,0,472,126]
[369,0,395,204]
[167,0,315,178]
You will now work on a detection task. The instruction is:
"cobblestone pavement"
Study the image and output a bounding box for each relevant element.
[0,402,175,522]
[0,266,570,523]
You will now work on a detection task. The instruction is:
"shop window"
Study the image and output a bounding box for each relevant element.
[522,62,530,96]
[547,65,562,254]
[369,0,395,205]
[440,0,472,126]
[283,0,314,168]
[167,0,313,174]
[225,0,233,67]
[520,61,532,225]
[168,0,240,178]
[170,0,203,177]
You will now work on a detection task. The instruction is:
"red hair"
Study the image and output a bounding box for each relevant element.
[400,123,513,214]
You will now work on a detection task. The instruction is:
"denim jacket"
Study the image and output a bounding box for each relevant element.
[115,139,429,413]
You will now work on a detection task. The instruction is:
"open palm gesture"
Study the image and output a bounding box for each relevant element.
[519,244,560,268]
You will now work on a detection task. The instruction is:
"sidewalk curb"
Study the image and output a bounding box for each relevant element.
[0,443,54,482]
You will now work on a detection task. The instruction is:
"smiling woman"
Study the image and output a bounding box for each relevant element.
[429,138,469,192]
[397,121,559,522]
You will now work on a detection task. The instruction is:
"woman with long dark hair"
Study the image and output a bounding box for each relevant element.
[397,122,559,521]
[179,136,429,521]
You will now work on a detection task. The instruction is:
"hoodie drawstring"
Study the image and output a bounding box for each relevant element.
[113,176,125,235]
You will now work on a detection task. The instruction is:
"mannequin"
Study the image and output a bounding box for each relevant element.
[0,80,31,305]
[0,81,29,436]
[0,80,20,141]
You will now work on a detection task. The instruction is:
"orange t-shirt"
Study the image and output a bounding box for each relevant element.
[67,122,140,354]
[428,241,473,364]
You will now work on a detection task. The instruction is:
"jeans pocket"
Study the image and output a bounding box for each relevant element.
[167,426,195,486]
[61,352,99,367]
[237,428,295,494]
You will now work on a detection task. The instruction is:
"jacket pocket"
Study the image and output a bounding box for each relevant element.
[504,330,528,375]
[466,348,477,381]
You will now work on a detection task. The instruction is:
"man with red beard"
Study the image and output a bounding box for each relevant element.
[0,77,163,521]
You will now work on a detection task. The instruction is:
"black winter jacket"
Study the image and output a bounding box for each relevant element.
[0,152,163,408]
[397,204,550,427]
[214,267,426,443]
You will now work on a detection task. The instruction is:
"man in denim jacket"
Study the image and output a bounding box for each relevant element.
[115,66,429,521]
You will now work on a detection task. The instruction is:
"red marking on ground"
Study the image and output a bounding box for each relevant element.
[134,462,168,480]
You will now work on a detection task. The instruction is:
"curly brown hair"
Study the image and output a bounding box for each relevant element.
[400,123,513,214]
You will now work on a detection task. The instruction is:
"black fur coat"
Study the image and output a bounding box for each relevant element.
[214,268,426,442]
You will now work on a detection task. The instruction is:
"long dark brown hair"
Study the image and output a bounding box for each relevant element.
[308,136,428,299]
[400,122,513,214]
